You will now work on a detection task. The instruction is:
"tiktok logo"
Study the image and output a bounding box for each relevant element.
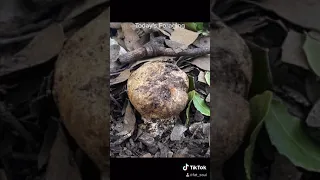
[183,163,189,171]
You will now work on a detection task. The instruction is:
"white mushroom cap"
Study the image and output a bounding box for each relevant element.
[127,61,189,120]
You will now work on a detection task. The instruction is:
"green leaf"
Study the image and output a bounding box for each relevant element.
[195,22,204,31]
[185,22,204,32]
[185,91,196,126]
[185,90,210,125]
[188,75,195,91]
[249,91,273,131]
[188,90,196,101]
[193,91,210,116]
[205,72,210,86]
[245,91,273,180]
[303,32,320,77]
[185,23,198,32]
[265,97,320,172]
[247,41,273,96]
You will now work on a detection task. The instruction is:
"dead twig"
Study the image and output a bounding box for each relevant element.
[110,94,122,109]
[0,84,18,95]
[118,36,209,64]
[0,102,37,147]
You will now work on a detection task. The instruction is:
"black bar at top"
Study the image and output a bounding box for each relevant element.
[110,0,210,22]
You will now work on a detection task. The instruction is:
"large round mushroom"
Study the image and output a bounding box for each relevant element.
[210,18,252,180]
[127,61,189,120]
[53,8,109,177]
[127,61,189,138]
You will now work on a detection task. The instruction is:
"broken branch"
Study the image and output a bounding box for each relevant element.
[118,37,209,64]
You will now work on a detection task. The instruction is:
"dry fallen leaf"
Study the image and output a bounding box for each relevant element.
[170,123,187,141]
[110,45,121,71]
[164,39,188,53]
[165,39,186,52]
[303,31,320,77]
[193,36,210,49]
[110,69,131,85]
[1,23,64,76]
[45,127,82,180]
[170,27,199,47]
[190,55,210,71]
[157,28,171,36]
[66,0,108,20]
[243,0,320,31]
[121,23,142,51]
[281,30,309,70]
[110,38,127,72]
[198,71,207,84]
[206,94,210,103]
[0,0,33,35]
[122,102,136,136]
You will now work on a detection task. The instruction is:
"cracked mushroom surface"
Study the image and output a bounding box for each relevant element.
[127,61,189,137]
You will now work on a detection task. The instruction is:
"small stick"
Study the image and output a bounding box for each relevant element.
[110,94,122,109]
[0,102,37,147]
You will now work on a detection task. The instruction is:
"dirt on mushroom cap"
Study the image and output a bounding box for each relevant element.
[127,61,189,120]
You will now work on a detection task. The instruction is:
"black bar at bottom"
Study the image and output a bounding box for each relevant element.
[111,158,210,180]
